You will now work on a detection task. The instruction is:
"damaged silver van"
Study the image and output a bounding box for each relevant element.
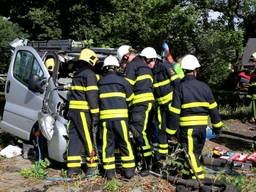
[0,38,116,162]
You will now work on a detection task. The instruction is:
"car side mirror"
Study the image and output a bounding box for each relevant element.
[28,74,47,94]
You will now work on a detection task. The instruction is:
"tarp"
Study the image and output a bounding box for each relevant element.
[242,38,256,67]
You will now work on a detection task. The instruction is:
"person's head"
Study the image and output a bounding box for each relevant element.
[79,48,99,67]
[180,54,200,76]
[139,47,158,69]
[45,58,55,72]
[117,45,136,66]
[102,55,120,73]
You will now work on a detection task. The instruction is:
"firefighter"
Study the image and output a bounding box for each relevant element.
[161,41,184,79]
[169,54,223,179]
[67,48,99,177]
[98,55,135,180]
[144,47,180,160]
[117,45,154,176]
[246,52,256,123]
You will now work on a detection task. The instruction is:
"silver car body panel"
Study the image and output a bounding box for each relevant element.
[38,79,69,162]
[0,39,116,163]
[0,46,49,140]
[0,46,69,162]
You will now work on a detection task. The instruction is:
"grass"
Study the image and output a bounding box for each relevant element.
[60,168,68,178]
[20,158,50,180]
[220,104,251,120]
[216,172,256,192]
[104,178,122,191]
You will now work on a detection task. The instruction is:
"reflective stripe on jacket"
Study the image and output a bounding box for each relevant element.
[98,71,133,120]
[152,60,180,105]
[169,75,223,130]
[68,66,99,115]
[125,56,154,105]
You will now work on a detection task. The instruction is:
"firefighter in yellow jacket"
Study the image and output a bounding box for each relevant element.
[169,54,223,179]
[98,55,135,180]
[146,47,180,160]
[67,48,99,177]
[246,52,256,123]
[117,45,154,176]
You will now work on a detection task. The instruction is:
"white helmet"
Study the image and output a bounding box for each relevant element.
[140,47,157,59]
[181,54,201,70]
[251,52,256,61]
[117,45,132,61]
[103,55,120,68]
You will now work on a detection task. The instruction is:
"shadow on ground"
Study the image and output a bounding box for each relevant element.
[211,135,253,151]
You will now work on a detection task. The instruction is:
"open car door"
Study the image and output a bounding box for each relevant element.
[0,46,50,140]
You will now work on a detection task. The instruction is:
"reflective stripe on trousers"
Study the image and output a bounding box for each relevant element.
[129,103,153,157]
[156,107,168,155]
[102,120,135,172]
[180,127,205,179]
[67,111,97,169]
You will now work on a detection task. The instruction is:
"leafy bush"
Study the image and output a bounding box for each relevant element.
[218,173,256,192]
[104,178,122,192]
[0,17,27,73]
[20,159,50,180]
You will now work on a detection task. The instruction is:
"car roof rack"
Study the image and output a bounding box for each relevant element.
[10,38,117,63]
[27,39,117,56]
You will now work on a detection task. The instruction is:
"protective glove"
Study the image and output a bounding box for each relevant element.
[162,41,169,51]
[91,116,99,155]
[161,41,169,58]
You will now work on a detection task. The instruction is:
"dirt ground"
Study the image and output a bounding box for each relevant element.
[0,119,255,192]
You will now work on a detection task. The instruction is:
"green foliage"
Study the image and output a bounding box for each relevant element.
[197,29,244,86]
[27,7,62,39]
[1,0,256,87]
[252,142,256,151]
[219,98,250,120]
[104,178,122,192]
[166,152,184,170]
[20,159,50,180]
[84,39,94,46]
[251,168,256,173]
[60,168,68,178]
[0,17,27,73]
[218,173,256,192]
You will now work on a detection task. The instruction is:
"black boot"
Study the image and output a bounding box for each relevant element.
[122,168,135,179]
[151,161,164,174]
[139,156,151,177]
[67,168,82,178]
[105,169,115,180]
